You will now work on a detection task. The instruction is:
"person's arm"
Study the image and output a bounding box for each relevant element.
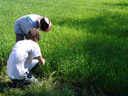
[37,55,45,66]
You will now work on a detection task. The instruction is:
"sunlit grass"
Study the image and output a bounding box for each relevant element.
[0,0,128,95]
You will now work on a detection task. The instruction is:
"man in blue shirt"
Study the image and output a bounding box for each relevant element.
[14,14,52,42]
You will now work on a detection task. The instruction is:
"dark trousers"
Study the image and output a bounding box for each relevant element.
[15,33,29,42]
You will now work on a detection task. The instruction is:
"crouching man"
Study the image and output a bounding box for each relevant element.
[7,28,45,88]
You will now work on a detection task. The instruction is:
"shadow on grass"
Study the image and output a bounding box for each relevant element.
[104,2,128,7]
[56,12,128,38]
[43,10,128,95]
[43,34,128,95]
[0,81,10,93]
[48,8,128,79]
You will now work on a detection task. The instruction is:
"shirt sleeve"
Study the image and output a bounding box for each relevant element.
[32,43,42,58]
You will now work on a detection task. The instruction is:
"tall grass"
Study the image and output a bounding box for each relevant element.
[0,72,76,96]
[0,0,128,95]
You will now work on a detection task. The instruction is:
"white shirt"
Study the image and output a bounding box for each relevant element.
[14,14,41,34]
[7,40,41,80]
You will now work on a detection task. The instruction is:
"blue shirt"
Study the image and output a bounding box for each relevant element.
[14,14,41,34]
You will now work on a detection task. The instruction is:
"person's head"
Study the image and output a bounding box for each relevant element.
[27,28,41,42]
[40,17,52,32]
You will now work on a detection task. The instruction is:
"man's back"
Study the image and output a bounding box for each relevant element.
[7,40,41,80]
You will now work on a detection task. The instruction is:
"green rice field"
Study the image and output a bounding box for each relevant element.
[0,0,128,96]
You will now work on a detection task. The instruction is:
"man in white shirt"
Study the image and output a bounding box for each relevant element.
[7,28,45,88]
[14,14,52,42]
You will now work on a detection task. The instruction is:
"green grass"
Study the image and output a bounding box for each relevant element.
[0,0,128,95]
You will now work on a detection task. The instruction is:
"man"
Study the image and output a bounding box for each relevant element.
[7,28,45,87]
[14,14,52,42]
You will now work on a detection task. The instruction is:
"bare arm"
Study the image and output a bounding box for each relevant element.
[37,56,45,66]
